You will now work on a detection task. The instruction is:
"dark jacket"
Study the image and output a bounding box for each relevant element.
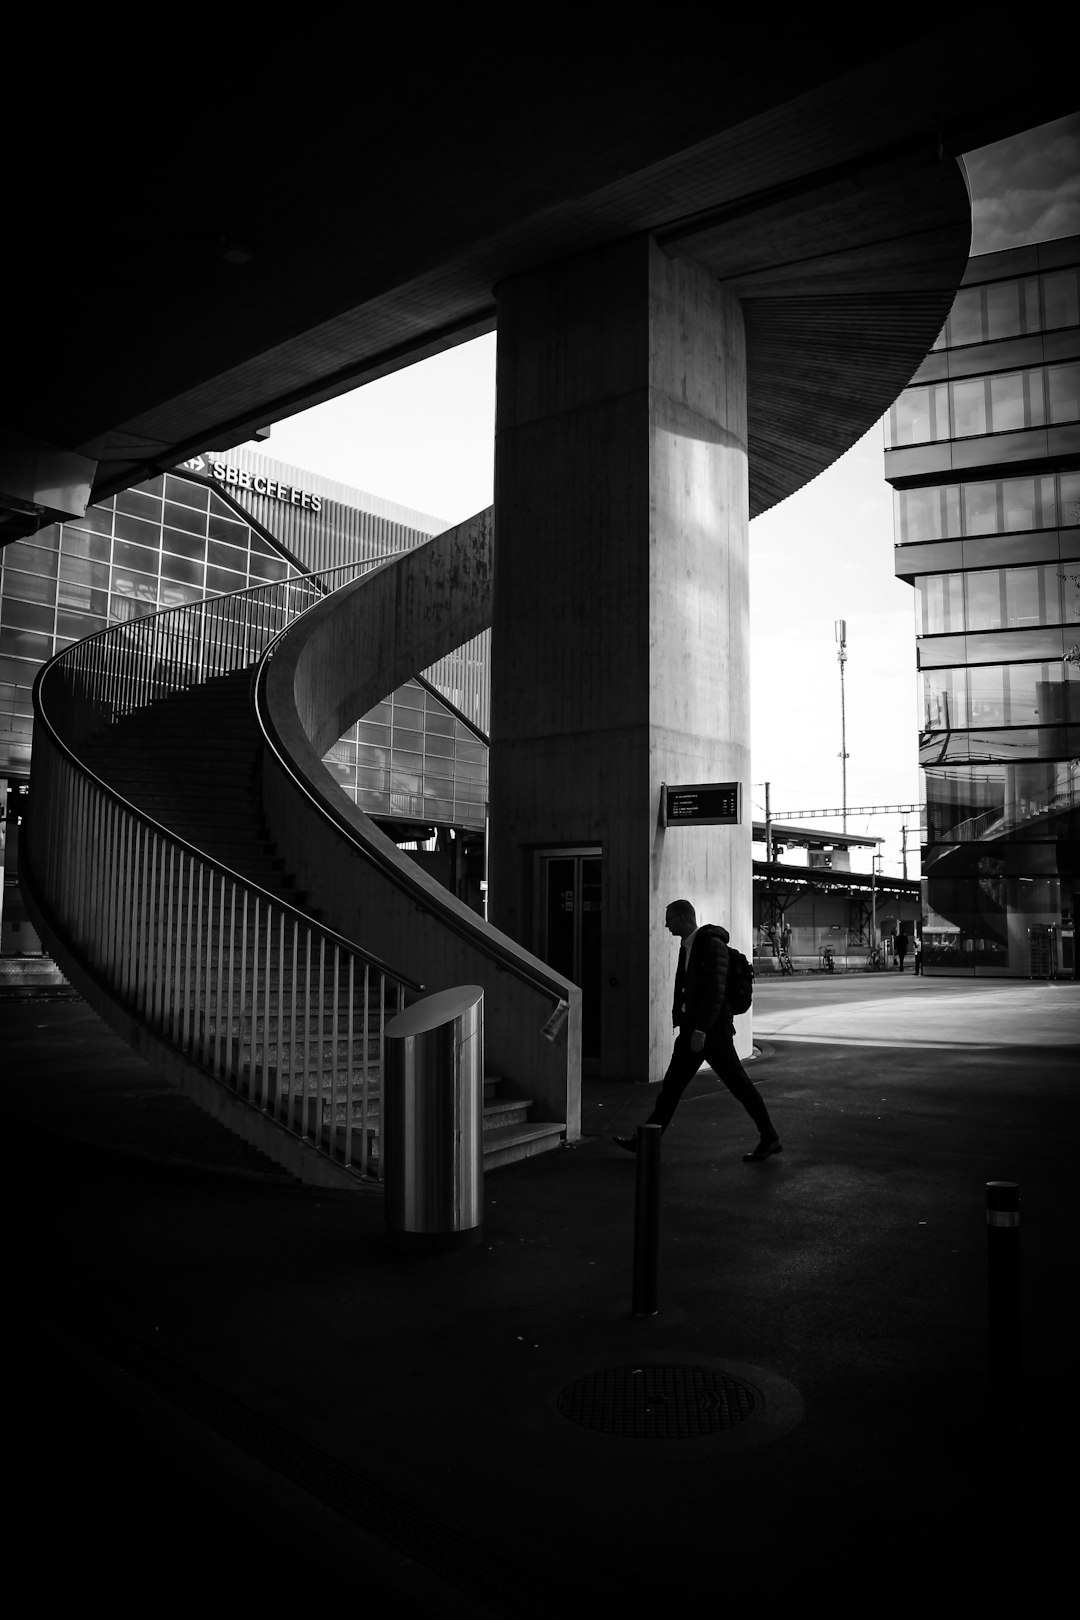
[672,923,730,1034]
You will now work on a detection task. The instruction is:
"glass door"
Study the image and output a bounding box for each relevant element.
[535,848,602,1066]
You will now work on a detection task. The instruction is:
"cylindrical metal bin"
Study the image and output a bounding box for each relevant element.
[383,985,484,1252]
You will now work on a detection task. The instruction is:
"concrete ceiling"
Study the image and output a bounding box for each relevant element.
[3,23,1074,541]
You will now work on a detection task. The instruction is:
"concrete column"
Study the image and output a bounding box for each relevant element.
[491,235,751,1079]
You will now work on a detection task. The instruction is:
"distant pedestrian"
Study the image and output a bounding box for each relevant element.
[913,938,922,975]
[895,931,908,972]
[614,899,781,1161]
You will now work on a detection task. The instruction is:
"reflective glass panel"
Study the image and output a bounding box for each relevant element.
[888,383,949,446]
[61,527,111,563]
[1061,472,1080,527]
[208,513,249,544]
[164,474,208,508]
[57,609,104,639]
[1006,664,1043,725]
[207,538,247,572]
[64,507,112,537]
[1042,267,1079,330]
[948,287,983,345]
[1003,567,1048,628]
[923,667,967,729]
[917,573,964,634]
[205,566,246,595]
[115,488,162,520]
[988,372,1026,433]
[1000,476,1043,531]
[114,512,159,547]
[951,378,986,437]
[11,545,58,579]
[163,500,206,536]
[896,484,962,543]
[59,554,110,590]
[160,554,202,586]
[1062,564,1080,624]
[0,628,51,661]
[985,278,1040,340]
[113,540,158,575]
[162,528,206,562]
[1,598,52,633]
[4,568,56,607]
[966,572,1003,630]
[158,581,203,610]
[1048,363,1080,424]
[963,481,999,535]
[247,554,289,581]
[968,666,1005,725]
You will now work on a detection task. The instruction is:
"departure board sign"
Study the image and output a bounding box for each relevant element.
[662,782,742,827]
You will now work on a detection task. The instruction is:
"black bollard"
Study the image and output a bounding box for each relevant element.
[986,1181,1021,1425]
[632,1125,662,1318]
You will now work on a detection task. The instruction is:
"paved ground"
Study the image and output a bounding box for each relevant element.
[2,967,1076,1616]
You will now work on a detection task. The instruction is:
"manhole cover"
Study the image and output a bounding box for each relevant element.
[556,1364,759,1439]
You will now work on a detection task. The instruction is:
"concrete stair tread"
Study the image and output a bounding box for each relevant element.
[482,1119,567,1168]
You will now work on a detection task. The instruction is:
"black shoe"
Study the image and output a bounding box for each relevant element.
[613,1135,638,1153]
[743,1137,783,1161]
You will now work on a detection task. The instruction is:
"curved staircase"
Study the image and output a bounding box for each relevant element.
[23,534,579,1188]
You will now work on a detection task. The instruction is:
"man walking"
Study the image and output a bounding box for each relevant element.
[615,898,782,1161]
[895,930,908,972]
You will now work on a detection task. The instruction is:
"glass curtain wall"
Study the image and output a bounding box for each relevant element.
[890,241,1080,977]
[0,472,300,777]
[2,467,494,952]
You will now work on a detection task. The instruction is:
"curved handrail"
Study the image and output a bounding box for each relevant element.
[252,512,580,1134]
[30,561,422,988]
[28,685,421,990]
[24,561,431,1183]
[253,520,571,1009]
[257,639,569,1009]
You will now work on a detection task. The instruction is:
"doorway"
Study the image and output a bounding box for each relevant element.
[535,848,602,1066]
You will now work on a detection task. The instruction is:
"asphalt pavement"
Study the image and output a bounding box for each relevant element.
[2,966,1076,1616]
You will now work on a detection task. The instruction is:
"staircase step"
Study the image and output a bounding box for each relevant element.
[481,1120,567,1169]
[482,1098,533,1130]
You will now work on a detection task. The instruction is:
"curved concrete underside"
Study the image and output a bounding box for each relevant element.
[5,26,1072,536]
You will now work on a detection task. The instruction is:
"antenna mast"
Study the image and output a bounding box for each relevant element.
[835,619,848,832]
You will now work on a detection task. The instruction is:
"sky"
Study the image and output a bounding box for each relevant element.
[239,112,1080,882]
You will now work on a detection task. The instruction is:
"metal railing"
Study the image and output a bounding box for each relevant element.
[26,565,421,1182]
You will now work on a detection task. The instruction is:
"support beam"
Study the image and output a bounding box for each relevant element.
[490,235,752,1079]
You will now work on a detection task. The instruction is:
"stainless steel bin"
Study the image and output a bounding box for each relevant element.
[383,985,484,1252]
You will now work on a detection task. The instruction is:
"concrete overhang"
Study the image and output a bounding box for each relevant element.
[3,24,1074,542]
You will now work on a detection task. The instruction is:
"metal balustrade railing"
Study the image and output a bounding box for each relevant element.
[25,564,422,1183]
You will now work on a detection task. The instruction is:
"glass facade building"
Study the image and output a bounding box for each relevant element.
[885,235,1080,977]
[0,450,490,952]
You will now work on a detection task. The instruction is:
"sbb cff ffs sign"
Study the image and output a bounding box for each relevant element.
[662,782,742,827]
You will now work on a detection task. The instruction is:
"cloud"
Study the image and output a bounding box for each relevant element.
[967,114,1080,253]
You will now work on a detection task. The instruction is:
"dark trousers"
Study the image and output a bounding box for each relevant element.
[646,1025,776,1138]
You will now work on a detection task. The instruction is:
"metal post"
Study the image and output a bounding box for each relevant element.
[764,780,772,868]
[870,855,878,950]
[835,619,848,833]
[986,1181,1021,1425]
[632,1125,662,1317]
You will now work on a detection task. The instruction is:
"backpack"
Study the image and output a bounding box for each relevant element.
[725,947,754,1015]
